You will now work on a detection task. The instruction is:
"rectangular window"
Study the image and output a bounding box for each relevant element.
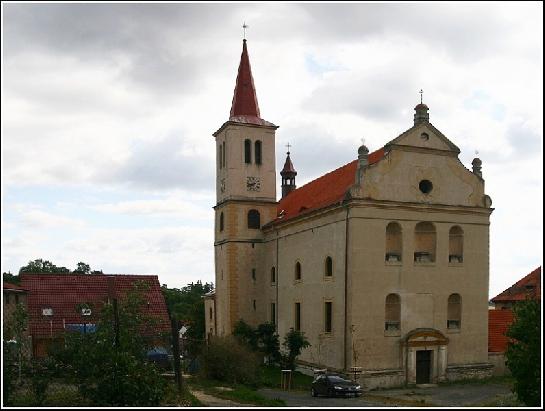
[271,303,276,325]
[252,268,256,281]
[324,302,332,333]
[294,302,301,331]
[222,141,226,168]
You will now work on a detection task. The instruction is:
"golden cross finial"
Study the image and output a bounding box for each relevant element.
[242,22,249,39]
[419,89,423,104]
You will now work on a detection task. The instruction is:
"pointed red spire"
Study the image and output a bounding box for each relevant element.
[230,39,261,121]
[281,153,297,176]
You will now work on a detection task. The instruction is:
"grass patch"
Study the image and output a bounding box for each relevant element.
[470,392,523,407]
[188,375,285,406]
[161,381,203,406]
[259,365,314,391]
[8,382,93,407]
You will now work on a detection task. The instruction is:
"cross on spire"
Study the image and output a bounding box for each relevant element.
[419,89,423,104]
[242,22,249,39]
[286,142,292,154]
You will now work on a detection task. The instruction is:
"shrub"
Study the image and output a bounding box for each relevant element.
[282,328,310,370]
[200,336,260,385]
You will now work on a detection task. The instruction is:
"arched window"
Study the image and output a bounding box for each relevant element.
[271,267,276,284]
[447,294,461,329]
[385,294,401,331]
[385,222,402,262]
[222,141,226,168]
[247,209,260,229]
[325,256,333,277]
[255,140,262,165]
[295,262,302,281]
[219,212,224,232]
[244,139,252,164]
[414,222,436,262]
[449,226,464,263]
[218,144,223,169]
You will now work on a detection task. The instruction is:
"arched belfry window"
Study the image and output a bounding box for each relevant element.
[447,294,462,329]
[244,139,252,164]
[325,256,333,277]
[218,144,223,169]
[255,140,262,165]
[385,294,401,331]
[295,262,302,281]
[414,222,436,262]
[219,212,224,232]
[385,222,402,262]
[247,209,260,229]
[222,141,226,168]
[449,226,464,263]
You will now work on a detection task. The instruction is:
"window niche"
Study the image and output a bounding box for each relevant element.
[449,226,464,264]
[244,139,252,164]
[324,256,333,277]
[447,294,462,330]
[414,222,436,263]
[385,222,402,263]
[385,294,401,334]
[219,212,224,232]
[295,262,302,281]
[255,140,262,165]
[270,267,276,284]
[247,209,260,229]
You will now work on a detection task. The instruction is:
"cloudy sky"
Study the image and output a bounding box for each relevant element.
[1,2,542,297]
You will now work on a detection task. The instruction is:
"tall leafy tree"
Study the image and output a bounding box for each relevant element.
[161,281,214,356]
[505,298,541,406]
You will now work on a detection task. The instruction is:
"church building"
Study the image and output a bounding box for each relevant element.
[204,39,494,388]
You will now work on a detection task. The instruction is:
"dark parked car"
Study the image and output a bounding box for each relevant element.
[311,374,362,397]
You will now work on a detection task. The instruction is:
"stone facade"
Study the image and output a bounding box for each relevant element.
[205,40,494,388]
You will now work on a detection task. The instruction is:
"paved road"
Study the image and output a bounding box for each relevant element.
[258,382,513,407]
[258,388,390,407]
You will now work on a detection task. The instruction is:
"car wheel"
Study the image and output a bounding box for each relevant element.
[311,388,317,397]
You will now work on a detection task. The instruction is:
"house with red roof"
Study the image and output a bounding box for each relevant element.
[20,273,170,358]
[205,38,495,388]
[487,266,541,375]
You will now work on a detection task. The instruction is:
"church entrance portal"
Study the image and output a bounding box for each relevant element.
[416,350,431,384]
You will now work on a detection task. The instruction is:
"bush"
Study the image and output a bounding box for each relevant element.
[282,328,310,370]
[200,336,260,385]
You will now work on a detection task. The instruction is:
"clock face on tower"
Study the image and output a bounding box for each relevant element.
[246,177,261,192]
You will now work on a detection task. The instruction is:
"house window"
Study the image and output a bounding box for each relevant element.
[385,294,401,331]
[295,262,302,281]
[271,267,276,284]
[385,222,402,262]
[255,140,262,165]
[447,294,461,329]
[325,256,333,277]
[324,302,332,333]
[449,226,464,263]
[244,139,252,164]
[248,209,260,229]
[219,212,224,232]
[414,222,436,262]
[271,303,276,325]
[294,302,301,331]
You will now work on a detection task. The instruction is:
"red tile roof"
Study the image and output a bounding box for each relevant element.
[491,266,541,303]
[230,39,261,122]
[3,282,27,292]
[21,274,170,338]
[488,309,515,353]
[271,148,385,224]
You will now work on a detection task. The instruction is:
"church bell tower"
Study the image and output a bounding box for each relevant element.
[212,39,279,335]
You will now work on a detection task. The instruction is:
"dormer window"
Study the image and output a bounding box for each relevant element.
[42,308,53,316]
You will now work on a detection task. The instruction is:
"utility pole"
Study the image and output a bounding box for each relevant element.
[170,313,182,393]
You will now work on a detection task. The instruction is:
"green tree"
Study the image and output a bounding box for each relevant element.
[73,262,91,275]
[161,281,213,356]
[233,319,259,350]
[52,281,168,406]
[282,328,311,371]
[256,322,281,364]
[3,302,30,405]
[505,298,541,406]
[3,271,20,284]
[19,259,70,274]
